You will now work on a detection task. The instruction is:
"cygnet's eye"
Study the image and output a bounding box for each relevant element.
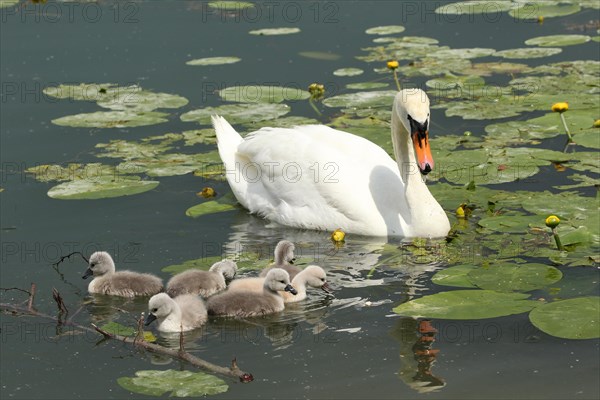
[279,280,285,284]
[152,308,158,313]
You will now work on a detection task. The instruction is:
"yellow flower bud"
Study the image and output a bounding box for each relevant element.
[456,206,465,218]
[545,215,560,229]
[593,119,600,128]
[387,60,399,70]
[198,187,216,198]
[537,16,544,24]
[308,83,325,96]
[331,228,346,243]
[551,102,569,113]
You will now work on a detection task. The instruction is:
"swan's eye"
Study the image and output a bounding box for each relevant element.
[90,263,96,267]
[279,280,286,284]
[152,308,157,313]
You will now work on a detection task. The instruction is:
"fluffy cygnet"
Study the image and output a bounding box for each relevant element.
[207,268,297,317]
[83,251,163,297]
[229,265,330,303]
[166,260,237,298]
[259,240,301,280]
[144,293,207,332]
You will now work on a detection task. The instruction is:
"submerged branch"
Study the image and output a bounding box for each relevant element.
[1,288,253,382]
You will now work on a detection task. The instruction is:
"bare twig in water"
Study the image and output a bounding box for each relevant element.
[179,324,185,353]
[52,288,69,315]
[27,283,36,311]
[1,287,253,382]
[52,252,89,267]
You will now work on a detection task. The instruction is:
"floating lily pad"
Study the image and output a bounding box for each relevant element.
[120,152,220,177]
[510,2,580,19]
[478,214,545,233]
[333,68,364,77]
[52,110,169,128]
[346,82,389,90]
[554,174,600,190]
[162,251,260,274]
[181,103,290,125]
[467,263,563,292]
[100,322,135,337]
[525,34,591,47]
[365,25,405,35]
[431,48,496,59]
[218,85,310,103]
[426,74,485,92]
[298,51,341,60]
[323,90,396,108]
[249,27,300,36]
[431,265,477,288]
[529,297,600,339]
[464,62,531,76]
[117,370,228,397]
[207,1,254,10]
[494,47,562,59]
[435,1,514,15]
[371,36,439,45]
[186,193,238,218]
[185,57,241,66]
[392,290,539,320]
[181,129,217,146]
[95,137,177,160]
[43,83,130,101]
[47,176,159,200]
[0,0,20,9]
[97,91,188,112]
[26,163,113,183]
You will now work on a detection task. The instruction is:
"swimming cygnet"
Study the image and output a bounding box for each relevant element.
[82,251,163,297]
[144,293,207,332]
[229,265,330,303]
[259,240,301,280]
[207,268,297,317]
[166,260,237,298]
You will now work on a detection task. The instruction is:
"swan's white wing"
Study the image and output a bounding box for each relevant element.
[235,125,403,234]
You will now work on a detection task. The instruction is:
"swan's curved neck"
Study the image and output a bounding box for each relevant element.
[390,110,424,188]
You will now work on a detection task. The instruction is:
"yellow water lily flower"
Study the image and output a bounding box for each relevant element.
[545,215,560,229]
[387,60,399,70]
[198,187,216,198]
[308,83,325,96]
[331,228,346,243]
[551,102,569,113]
[593,119,600,128]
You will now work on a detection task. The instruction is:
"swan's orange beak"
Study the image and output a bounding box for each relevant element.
[412,130,434,175]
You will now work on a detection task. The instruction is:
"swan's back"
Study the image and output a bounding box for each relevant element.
[206,290,284,318]
[89,271,163,297]
[227,277,264,293]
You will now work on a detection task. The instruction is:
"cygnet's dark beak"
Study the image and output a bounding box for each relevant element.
[284,284,298,295]
[144,313,157,326]
[321,282,332,293]
[82,267,93,280]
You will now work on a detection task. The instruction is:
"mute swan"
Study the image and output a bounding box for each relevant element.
[166,260,237,298]
[229,265,330,303]
[206,268,297,317]
[259,240,301,280]
[213,88,450,238]
[145,293,207,332]
[82,251,163,297]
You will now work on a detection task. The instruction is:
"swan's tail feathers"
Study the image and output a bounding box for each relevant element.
[212,115,243,170]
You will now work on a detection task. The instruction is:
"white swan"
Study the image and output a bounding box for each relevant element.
[212,88,450,238]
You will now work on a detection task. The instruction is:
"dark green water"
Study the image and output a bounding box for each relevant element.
[1,1,599,399]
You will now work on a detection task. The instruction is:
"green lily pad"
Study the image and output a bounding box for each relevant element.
[26,163,113,183]
[346,82,389,90]
[47,176,159,200]
[181,129,217,146]
[298,51,341,61]
[510,3,580,19]
[120,152,220,177]
[333,68,364,77]
[574,129,600,149]
[249,27,300,36]
[186,193,238,218]
[554,174,600,190]
[181,103,290,125]
[365,25,405,35]
[529,297,600,339]
[592,36,600,43]
[426,74,485,92]
[464,62,532,76]
[117,370,228,397]
[218,85,310,103]
[392,290,539,320]
[431,265,477,288]
[467,263,563,292]
[185,57,241,66]
[525,34,591,47]
[97,91,188,112]
[100,322,135,337]
[431,48,496,59]
[162,252,260,275]
[95,136,179,160]
[435,1,514,15]
[0,0,20,9]
[323,90,396,108]
[207,1,254,10]
[43,83,130,101]
[52,110,169,128]
[494,47,562,59]
[371,35,439,45]
[478,214,545,233]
